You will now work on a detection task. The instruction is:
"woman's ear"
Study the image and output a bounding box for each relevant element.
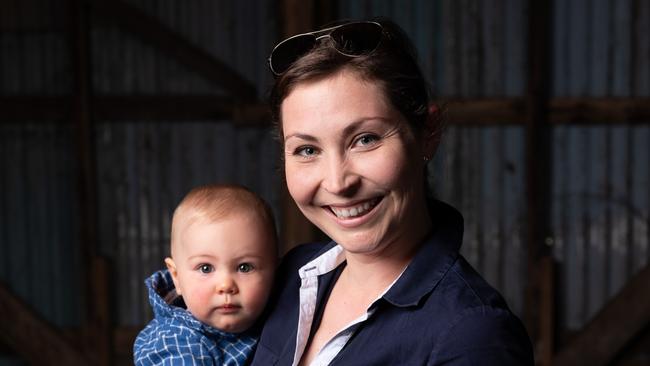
[164,257,182,295]
[422,104,442,159]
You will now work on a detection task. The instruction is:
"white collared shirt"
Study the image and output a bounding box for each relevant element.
[291,245,405,366]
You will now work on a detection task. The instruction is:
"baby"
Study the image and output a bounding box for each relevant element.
[134,184,277,365]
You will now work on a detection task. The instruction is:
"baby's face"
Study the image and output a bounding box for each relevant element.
[168,213,276,333]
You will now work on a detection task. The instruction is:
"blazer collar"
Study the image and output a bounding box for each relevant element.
[304,200,464,308]
[382,200,463,307]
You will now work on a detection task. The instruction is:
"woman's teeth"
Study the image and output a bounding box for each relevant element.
[330,199,378,219]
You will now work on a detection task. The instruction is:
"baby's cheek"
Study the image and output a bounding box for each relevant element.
[186,288,211,311]
[245,283,272,314]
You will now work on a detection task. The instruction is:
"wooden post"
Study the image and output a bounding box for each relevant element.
[68,0,112,364]
[553,264,650,366]
[524,0,554,363]
[0,282,90,365]
[276,0,324,253]
[539,256,555,366]
[88,0,257,101]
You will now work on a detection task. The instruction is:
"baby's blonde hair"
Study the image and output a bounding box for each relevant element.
[170,184,277,256]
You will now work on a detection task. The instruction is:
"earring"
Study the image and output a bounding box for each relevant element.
[423,155,430,162]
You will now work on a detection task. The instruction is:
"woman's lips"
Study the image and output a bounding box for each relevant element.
[328,197,382,219]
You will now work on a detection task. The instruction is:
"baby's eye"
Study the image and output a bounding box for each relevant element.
[237,263,254,273]
[355,134,379,146]
[198,264,213,274]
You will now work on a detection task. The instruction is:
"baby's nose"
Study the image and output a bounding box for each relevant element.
[216,275,238,294]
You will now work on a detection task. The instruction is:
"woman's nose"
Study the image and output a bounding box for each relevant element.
[216,274,238,294]
[322,155,360,195]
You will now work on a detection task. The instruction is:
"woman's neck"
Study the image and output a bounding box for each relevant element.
[343,224,431,291]
[338,195,434,291]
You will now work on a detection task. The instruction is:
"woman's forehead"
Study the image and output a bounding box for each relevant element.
[282,71,391,120]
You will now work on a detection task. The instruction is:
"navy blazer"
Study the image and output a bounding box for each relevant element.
[250,200,534,365]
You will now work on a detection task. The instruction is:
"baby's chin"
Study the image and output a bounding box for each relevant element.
[208,318,253,334]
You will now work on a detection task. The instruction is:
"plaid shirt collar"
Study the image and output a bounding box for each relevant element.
[146,270,257,364]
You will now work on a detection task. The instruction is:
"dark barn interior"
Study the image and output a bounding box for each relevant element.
[0,0,649,365]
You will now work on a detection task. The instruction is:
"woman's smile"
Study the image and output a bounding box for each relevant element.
[326,197,382,220]
[282,69,431,256]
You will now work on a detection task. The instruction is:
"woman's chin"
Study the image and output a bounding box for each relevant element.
[330,231,387,255]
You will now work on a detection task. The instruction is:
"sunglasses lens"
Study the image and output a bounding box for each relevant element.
[330,22,382,56]
[270,35,316,75]
[269,22,383,75]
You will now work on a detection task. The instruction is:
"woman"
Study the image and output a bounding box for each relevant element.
[251,18,534,365]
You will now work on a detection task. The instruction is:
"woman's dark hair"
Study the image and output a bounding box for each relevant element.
[269,18,440,140]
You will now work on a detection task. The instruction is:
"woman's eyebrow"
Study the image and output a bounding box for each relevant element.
[341,117,389,136]
[284,117,389,143]
[284,133,317,143]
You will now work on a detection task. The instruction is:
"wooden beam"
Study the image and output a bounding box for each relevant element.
[441,97,650,125]
[0,96,245,123]
[539,256,556,366]
[250,95,635,125]
[0,282,90,365]
[276,0,323,253]
[94,95,235,121]
[0,96,70,121]
[524,0,553,362]
[1,96,649,125]
[609,324,650,366]
[440,98,526,125]
[313,0,338,29]
[113,326,139,364]
[554,264,650,366]
[614,360,650,366]
[281,0,315,38]
[87,0,256,101]
[68,0,112,364]
[550,97,650,124]
[87,256,113,365]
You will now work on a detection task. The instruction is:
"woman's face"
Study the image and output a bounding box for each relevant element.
[281,70,432,256]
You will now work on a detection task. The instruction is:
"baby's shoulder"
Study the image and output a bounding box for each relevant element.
[134,317,218,364]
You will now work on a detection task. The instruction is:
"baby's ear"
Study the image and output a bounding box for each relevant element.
[164,257,182,295]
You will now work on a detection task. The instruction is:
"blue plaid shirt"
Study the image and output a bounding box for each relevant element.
[133,270,257,366]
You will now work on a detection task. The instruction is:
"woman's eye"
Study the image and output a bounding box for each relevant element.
[295,146,318,157]
[238,263,254,273]
[198,264,213,274]
[356,134,379,146]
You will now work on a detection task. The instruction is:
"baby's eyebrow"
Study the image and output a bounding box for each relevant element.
[233,254,266,261]
[187,254,216,261]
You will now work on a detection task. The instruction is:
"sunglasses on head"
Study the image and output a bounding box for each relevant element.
[268,21,384,76]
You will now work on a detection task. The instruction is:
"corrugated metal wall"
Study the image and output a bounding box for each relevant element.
[1,4,77,363]
[0,2,280,363]
[0,123,82,324]
[1,1,649,363]
[88,0,281,325]
[91,0,276,95]
[0,0,81,340]
[550,0,650,330]
[0,0,70,95]
[96,121,280,325]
